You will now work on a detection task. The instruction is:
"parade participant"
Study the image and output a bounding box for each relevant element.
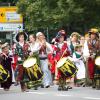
[48,38,58,83]
[80,36,85,47]
[11,42,19,86]
[15,32,29,92]
[27,34,41,90]
[73,45,86,87]
[55,31,71,91]
[81,34,91,86]
[36,32,53,88]
[28,34,41,65]
[94,50,100,90]
[0,43,12,91]
[87,28,100,89]
[68,32,80,55]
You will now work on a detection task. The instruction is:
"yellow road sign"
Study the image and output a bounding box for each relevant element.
[0,7,23,23]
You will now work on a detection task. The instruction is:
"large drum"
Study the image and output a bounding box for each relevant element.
[23,57,43,82]
[56,57,77,78]
[0,64,10,83]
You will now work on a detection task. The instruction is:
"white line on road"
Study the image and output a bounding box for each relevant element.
[26,91,100,100]
[27,91,46,95]
[0,88,3,90]
[83,97,100,100]
[56,94,72,97]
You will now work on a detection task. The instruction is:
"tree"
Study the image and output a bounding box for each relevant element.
[16,0,100,34]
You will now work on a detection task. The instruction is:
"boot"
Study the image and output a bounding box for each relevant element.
[58,86,62,91]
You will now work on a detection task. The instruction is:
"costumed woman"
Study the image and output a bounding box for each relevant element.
[67,32,80,55]
[36,32,53,88]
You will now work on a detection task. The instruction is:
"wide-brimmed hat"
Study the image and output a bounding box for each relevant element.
[89,28,99,34]
[88,28,99,38]
[15,32,28,42]
[70,32,80,39]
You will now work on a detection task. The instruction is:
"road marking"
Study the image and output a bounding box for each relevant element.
[0,88,3,90]
[83,97,100,100]
[56,94,72,97]
[27,91,46,95]
[26,91,100,100]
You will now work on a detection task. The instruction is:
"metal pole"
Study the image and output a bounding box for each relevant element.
[46,27,49,42]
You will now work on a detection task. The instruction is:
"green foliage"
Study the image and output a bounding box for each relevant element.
[16,0,100,33]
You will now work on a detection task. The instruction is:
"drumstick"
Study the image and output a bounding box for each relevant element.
[60,49,67,59]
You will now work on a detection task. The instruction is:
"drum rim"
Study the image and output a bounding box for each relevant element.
[56,57,68,68]
[95,56,100,66]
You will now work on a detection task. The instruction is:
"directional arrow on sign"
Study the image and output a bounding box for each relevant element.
[0,13,4,17]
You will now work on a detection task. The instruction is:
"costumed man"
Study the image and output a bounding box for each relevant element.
[36,32,53,88]
[87,28,100,89]
[54,31,71,91]
[27,34,41,90]
[73,44,86,87]
[14,32,29,92]
[0,43,12,91]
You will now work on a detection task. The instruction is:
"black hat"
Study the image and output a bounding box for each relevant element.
[15,32,28,42]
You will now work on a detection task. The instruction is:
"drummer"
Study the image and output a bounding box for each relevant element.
[0,43,12,91]
[54,30,71,91]
[27,34,41,90]
[14,32,29,92]
[29,34,41,65]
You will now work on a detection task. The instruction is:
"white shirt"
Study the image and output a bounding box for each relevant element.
[29,42,41,53]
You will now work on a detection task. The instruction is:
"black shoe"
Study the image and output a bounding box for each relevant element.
[41,85,44,88]
[34,87,38,90]
[45,85,50,88]
[63,87,68,91]
[58,86,62,91]
[92,86,96,88]
[67,86,72,89]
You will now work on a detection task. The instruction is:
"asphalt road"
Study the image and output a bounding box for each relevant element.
[0,85,100,100]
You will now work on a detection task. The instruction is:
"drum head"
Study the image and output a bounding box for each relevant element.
[23,58,36,68]
[56,57,67,68]
[95,56,100,66]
